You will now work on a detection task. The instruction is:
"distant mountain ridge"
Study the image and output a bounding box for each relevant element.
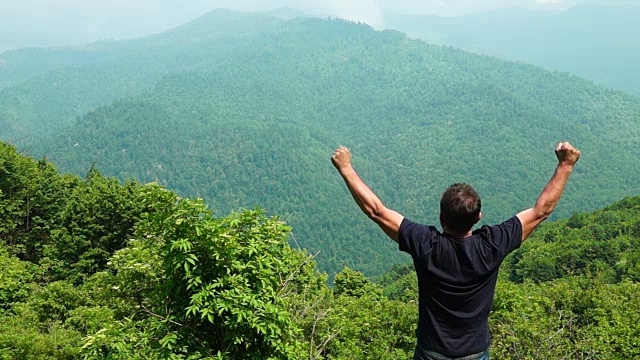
[0,9,282,87]
[383,3,640,95]
[0,9,286,141]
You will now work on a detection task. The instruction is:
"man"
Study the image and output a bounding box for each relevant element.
[331,142,581,360]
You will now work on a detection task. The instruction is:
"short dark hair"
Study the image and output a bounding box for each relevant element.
[440,183,481,233]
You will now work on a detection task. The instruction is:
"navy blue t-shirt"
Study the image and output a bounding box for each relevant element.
[399,216,522,357]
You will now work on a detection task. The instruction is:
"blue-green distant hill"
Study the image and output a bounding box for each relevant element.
[2,11,640,276]
[384,3,640,95]
[0,9,289,140]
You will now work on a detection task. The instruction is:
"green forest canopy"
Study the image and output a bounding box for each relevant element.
[13,16,640,276]
[0,142,638,359]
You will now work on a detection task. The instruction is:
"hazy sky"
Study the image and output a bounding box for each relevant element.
[0,0,629,53]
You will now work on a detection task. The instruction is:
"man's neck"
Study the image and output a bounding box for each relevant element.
[442,226,473,239]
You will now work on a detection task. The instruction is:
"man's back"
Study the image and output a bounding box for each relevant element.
[398,217,522,357]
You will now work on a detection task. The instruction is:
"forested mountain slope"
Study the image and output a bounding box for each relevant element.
[1,142,638,359]
[0,9,285,141]
[384,3,640,95]
[28,17,640,276]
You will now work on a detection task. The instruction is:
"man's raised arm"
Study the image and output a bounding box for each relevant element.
[331,147,404,242]
[517,142,581,241]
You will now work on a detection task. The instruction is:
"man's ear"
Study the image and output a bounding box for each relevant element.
[476,212,483,224]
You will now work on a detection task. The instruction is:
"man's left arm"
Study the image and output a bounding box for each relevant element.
[332,147,404,242]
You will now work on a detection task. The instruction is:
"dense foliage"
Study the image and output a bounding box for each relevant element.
[0,144,638,359]
[504,196,640,284]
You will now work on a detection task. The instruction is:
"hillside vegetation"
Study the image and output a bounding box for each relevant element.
[1,142,638,359]
[15,16,640,276]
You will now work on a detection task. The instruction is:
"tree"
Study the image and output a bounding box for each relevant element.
[82,185,318,359]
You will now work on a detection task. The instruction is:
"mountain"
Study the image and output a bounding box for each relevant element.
[384,3,640,95]
[11,14,638,276]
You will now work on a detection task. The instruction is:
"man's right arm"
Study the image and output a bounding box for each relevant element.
[517,142,581,242]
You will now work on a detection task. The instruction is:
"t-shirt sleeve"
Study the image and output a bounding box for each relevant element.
[398,218,433,258]
[488,216,523,256]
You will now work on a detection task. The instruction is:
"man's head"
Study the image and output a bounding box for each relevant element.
[439,183,482,234]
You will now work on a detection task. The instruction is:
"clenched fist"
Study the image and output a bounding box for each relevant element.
[331,146,352,172]
[555,142,581,166]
